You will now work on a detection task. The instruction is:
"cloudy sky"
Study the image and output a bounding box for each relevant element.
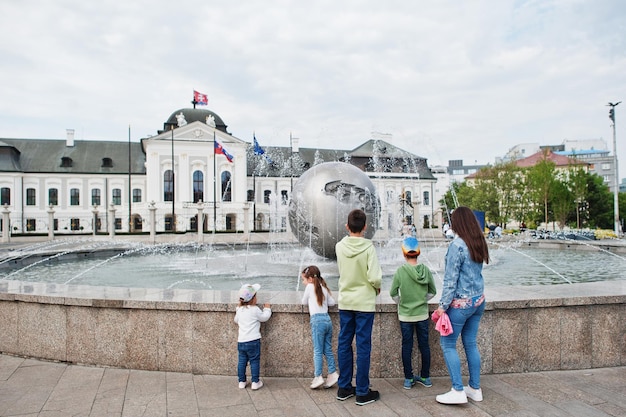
[1,1,625,178]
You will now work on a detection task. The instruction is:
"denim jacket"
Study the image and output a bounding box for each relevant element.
[439,237,485,311]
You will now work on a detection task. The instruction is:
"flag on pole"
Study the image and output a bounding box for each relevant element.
[193,90,208,105]
[253,134,265,156]
[253,134,273,163]
[214,140,234,162]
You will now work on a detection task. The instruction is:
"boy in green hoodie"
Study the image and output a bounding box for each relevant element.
[390,236,437,390]
[335,209,382,406]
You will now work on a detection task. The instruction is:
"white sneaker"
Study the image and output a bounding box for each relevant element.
[436,389,468,404]
[324,371,339,388]
[310,375,325,389]
[251,381,264,390]
[238,381,247,389]
[464,386,483,401]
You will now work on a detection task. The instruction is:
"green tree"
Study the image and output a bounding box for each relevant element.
[568,167,588,229]
[470,167,499,219]
[550,178,573,229]
[586,174,614,228]
[527,155,557,228]
[440,181,476,221]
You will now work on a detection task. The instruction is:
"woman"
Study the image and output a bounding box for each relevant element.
[435,206,489,405]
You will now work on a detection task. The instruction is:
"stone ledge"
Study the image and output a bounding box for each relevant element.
[0,279,623,377]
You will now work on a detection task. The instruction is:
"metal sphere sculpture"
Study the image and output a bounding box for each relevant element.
[288,161,380,259]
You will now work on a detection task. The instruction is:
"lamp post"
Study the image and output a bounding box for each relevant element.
[608,101,621,236]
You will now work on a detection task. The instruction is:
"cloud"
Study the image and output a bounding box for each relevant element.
[0,0,624,178]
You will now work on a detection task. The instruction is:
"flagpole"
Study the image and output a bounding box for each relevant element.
[253,170,256,232]
[213,131,217,234]
[252,131,256,232]
[171,125,176,232]
[128,125,132,233]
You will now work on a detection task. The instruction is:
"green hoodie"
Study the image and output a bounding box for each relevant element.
[335,236,382,312]
[389,263,436,322]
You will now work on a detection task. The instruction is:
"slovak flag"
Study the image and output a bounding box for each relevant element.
[193,90,208,105]
[214,140,234,162]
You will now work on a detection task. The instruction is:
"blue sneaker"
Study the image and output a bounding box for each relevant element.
[415,376,432,387]
[403,378,415,389]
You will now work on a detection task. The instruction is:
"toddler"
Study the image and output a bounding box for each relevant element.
[234,283,272,390]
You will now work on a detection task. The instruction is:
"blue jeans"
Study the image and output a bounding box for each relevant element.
[337,310,374,396]
[237,338,261,383]
[311,313,337,377]
[440,301,486,391]
[400,319,430,380]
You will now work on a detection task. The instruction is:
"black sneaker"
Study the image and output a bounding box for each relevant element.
[355,389,380,406]
[336,386,356,401]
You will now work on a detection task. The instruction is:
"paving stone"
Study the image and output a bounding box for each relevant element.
[0,354,623,417]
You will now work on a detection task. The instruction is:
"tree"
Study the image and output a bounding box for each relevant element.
[585,174,614,228]
[550,178,573,229]
[439,181,478,222]
[569,167,588,229]
[527,155,557,228]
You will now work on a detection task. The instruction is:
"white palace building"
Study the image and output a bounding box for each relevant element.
[0,107,439,239]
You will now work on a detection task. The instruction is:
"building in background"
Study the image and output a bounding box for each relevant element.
[499,139,619,192]
[0,107,437,238]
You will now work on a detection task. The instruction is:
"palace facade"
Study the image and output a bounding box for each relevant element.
[0,107,439,238]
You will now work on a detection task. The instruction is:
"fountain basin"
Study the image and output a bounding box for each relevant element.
[0,275,624,378]
[1,237,624,289]
[0,235,624,378]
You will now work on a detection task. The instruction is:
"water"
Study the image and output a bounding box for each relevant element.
[1,239,623,291]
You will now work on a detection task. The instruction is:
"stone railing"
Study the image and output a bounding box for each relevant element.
[0,280,623,377]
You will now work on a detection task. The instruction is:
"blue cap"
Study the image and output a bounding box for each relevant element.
[402,237,419,255]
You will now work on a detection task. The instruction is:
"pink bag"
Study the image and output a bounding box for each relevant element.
[432,311,453,336]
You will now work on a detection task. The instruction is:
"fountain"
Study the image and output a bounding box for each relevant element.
[1,234,624,290]
[0,158,624,379]
[288,161,380,259]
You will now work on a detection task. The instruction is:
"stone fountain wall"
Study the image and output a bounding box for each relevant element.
[0,280,623,378]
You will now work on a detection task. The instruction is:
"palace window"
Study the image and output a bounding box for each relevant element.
[1,187,10,205]
[70,188,80,206]
[164,170,174,201]
[48,188,58,206]
[26,188,36,206]
[112,188,122,205]
[193,170,204,203]
[91,189,101,206]
[221,171,232,202]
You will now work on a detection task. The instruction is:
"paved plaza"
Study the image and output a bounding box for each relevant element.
[0,354,624,417]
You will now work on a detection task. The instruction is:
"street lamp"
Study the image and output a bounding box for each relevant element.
[608,101,621,236]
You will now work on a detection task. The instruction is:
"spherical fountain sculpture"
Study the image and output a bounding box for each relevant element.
[288,161,380,259]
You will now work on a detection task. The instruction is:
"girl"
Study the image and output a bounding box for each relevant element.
[435,206,490,405]
[301,265,339,389]
[234,283,272,390]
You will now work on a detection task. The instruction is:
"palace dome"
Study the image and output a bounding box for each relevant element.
[160,108,229,134]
